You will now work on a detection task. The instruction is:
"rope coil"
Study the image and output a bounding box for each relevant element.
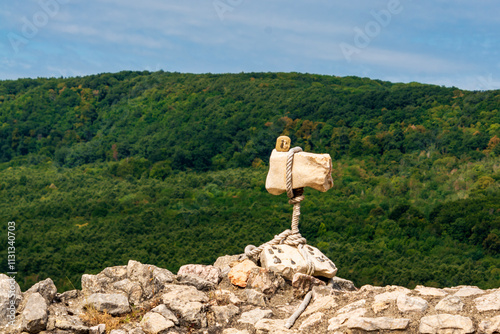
[245,146,309,260]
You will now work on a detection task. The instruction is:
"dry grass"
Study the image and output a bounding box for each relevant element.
[80,297,163,333]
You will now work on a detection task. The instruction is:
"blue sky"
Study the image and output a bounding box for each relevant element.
[1,0,499,90]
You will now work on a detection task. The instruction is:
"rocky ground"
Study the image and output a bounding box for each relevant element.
[1,255,500,334]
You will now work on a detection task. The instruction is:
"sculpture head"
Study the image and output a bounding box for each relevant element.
[276,136,291,152]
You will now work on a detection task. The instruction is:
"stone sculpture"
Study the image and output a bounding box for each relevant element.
[245,136,337,282]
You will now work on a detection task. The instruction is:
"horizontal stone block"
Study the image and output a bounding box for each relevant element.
[266,149,333,195]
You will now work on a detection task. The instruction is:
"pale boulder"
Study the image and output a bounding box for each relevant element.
[246,268,283,295]
[475,290,500,312]
[292,273,325,298]
[244,289,266,307]
[302,295,338,317]
[415,285,447,297]
[396,294,428,312]
[21,292,48,333]
[345,317,410,331]
[435,296,464,313]
[85,293,131,316]
[327,308,367,331]
[373,289,409,303]
[265,149,333,195]
[419,314,474,333]
[151,304,179,325]
[454,286,485,297]
[0,274,22,326]
[177,264,221,285]
[140,312,175,334]
[259,244,337,280]
[479,315,500,334]
[299,312,324,331]
[254,318,295,333]
[237,308,273,325]
[212,304,240,326]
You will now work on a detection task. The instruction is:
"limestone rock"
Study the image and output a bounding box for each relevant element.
[0,274,22,327]
[177,274,215,291]
[228,260,258,288]
[225,330,250,334]
[151,267,176,289]
[475,290,500,312]
[129,328,147,334]
[419,314,474,333]
[151,304,179,325]
[24,278,57,305]
[212,304,240,326]
[214,254,244,276]
[85,293,131,316]
[247,267,284,295]
[415,285,447,297]
[329,277,357,292]
[123,260,175,301]
[338,300,366,314]
[266,149,333,195]
[327,308,367,331]
[140,312,175,334]
[222,329,250,334]
[162,284,208,304]
[81,273,111,294]
[311,285,334,299]
[178,264,221,285]
[373,288,409,303]
[113,279,143,305]
[110,330,128,334]
[396,294,428,312]
[55,289,81,303]
[299,312,324,331]
[454,286,485,297]
[357,284,385,294]
[101,266,128,280]
[479,315,500,334]
[435,295,464,312]
[345,317,410,331]
[372,302,390,314]
[212,289,242,306]
[127,260,154,289]
[302,295,337,317]
[244,289,266,307]
[162,285,208,328]
[259,244,337,280]
[21,293,48,333]
[214,254,243,268]
[237,308,273,325]
[52,315,89,333]
[254,318,294,333]
[168,301,206,328]
[89,324,106,334]
[292,273,325,298]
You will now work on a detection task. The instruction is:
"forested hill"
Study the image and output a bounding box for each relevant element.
[2,71,499,168]
[1,71,500,292]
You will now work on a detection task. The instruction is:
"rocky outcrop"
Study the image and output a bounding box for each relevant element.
[1,257,500,333]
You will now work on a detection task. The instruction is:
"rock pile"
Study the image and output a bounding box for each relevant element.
[1,256,500,334]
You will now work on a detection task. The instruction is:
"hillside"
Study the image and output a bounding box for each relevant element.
[0,71,499,292]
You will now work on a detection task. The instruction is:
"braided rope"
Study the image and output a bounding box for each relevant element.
[245,147,308,259]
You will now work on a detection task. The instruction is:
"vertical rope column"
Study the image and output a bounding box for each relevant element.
[244,146,307,259]
[285,147,306,246]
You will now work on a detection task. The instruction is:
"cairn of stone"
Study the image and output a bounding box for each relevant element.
[244,136,337,281]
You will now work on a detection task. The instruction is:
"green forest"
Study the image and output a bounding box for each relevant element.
[0,71,499,292]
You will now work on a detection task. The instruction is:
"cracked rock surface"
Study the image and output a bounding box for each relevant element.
[1,258,499,333]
